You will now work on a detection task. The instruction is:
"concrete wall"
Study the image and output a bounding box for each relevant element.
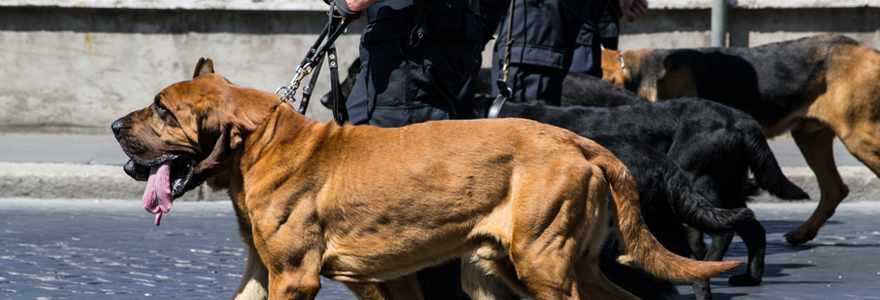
[2,0,880,133]
[617,6,880,50]
[0,4,364,132]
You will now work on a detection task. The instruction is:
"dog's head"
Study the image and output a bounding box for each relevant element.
[601,49,628,88]
[111,58,277,224]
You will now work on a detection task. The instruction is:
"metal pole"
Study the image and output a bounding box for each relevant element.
[711,0,728,47]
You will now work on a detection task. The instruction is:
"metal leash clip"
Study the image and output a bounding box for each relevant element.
[276,64,311,105]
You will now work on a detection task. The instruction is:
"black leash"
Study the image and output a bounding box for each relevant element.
[489,0,515,119]
[487,80,509,119]
[277,4,352,125]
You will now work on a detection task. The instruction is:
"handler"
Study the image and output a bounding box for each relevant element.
[339,0,506,127]
[333,0,506,298]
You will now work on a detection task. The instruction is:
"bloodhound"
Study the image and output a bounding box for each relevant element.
[112,58,742,300]
[601,34,880,246]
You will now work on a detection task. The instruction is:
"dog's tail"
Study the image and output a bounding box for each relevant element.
[599,250,680,300]
[739,119,810,200]
[665,170,756,235]
[583,140,744,282]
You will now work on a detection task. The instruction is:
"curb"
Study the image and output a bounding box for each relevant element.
[752,166,880,203]
[0,162,228,201]
[1,162,878,202]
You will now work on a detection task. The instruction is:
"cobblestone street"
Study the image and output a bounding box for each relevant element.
[2,199,878,299]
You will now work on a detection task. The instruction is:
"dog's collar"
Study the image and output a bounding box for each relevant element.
[619,52,630,80]
[487,95,507,119]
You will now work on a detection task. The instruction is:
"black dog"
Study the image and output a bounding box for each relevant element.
[590,135,755,300]
[475,97,809,300]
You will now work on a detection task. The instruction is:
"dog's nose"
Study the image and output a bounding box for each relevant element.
[111,119,124,136]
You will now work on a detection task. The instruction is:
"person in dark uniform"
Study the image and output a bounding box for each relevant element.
[491,0,646,104]
[334,0,506,298]
[340,0,506,127]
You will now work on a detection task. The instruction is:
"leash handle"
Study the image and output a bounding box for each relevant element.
[277,4,353,115]
[487,94,507,119]
[298,54,326,115]
[486,0,514,114]
[328,45,348,125]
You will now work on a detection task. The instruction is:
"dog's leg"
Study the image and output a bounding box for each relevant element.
[343,283,386,300]
[265,253,323,300]
[654,224,714,300]
[232,245,269,300]
[693,231,734,300]
[703,232,734,263]
[686,227,708,260]
[508,165,598,300]
[461,256,522,300]
[343,274,425,300]
[786,126,849,245]
[250,213,324,300]
[728,219,765,286]
[575,254,640,300]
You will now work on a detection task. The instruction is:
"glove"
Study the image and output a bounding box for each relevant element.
[334,0,362,20]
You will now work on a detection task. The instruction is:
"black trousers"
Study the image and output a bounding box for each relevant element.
[346,35,482,127]
[491,0,610,104]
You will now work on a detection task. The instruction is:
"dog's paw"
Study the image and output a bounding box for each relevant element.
[784,228,817,246]
[728,273,761,286]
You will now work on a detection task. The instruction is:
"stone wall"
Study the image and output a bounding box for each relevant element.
[2,0,879,132]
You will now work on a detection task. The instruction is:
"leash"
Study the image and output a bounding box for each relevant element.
[489,0,515,119]
[486,93,507,119]
[276,4,352,125]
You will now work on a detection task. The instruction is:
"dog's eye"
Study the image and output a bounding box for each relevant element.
[156,104,170,116]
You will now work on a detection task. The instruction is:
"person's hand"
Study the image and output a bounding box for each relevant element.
[620,0,648,22]
[333,0,377,20]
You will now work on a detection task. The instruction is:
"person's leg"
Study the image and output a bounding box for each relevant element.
[598,0,621,50]
[348,37,475,127]
[491,0,589,104]
[506,64,565,104]
[570,0,610,78]
[345,42,373,125]
[456,56,482,120]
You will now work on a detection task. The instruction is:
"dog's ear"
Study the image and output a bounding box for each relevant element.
[192,121,240,178]
[191,99,244,178]
[193,58,215,78]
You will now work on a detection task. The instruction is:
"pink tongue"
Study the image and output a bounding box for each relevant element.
[143,162,174,226]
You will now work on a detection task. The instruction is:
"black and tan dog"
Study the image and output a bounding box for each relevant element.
[111,58,742,300]
[602,34,880,245]
[474,97,809,299]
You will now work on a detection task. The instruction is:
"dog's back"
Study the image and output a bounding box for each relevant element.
[492,99,807,202]
[624,34,865,127]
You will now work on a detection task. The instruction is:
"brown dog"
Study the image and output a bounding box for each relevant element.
[112,58,742,300]
[601,34,880,246]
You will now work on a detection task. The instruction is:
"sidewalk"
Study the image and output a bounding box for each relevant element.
[0,133,224,201]
[1,132,878,202]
